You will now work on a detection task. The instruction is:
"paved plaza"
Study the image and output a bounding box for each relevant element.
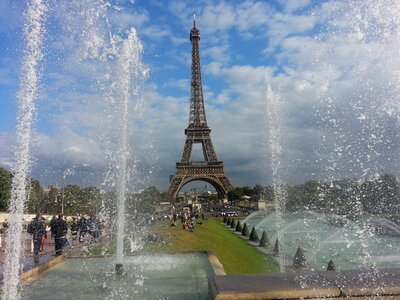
[0,232,99,283]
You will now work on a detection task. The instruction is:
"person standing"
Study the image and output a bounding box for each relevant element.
[53,214,68,256]
[27,214,46,264]
[40,217,47,252]
[88,215,98,243]
[70,217,79,241]
[2,219,9,230]
[78,215,88,243]
[49,215,56,239]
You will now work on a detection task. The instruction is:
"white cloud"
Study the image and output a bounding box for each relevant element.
[212,89,231,105]
[141,25,170,39]
[202,44,230,64]
[162,79,188,91]
[235,1,270,32]
[281,0,312,13]
[0,132,15,169]
[264,12,316,53]
[108,9,150,30]
[2,0,399,190]
[201,2,236,33]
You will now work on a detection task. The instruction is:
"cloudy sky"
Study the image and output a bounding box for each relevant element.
[0,0,399,192]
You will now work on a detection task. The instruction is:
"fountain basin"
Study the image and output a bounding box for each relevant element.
[20,253,214,299]
[245,212,400,270]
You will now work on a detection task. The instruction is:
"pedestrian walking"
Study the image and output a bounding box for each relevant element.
[27,213,46,264]
[53,214,68,256]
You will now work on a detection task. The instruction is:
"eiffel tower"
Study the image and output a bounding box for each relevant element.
[167,19,234,199]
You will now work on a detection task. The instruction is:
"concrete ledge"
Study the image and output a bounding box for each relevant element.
[19,255,66,282]
[319,268,400,298]
[208,251,226,275]
[209,268,400,299]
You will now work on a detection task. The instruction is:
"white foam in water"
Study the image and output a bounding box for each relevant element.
[3,1,47,299]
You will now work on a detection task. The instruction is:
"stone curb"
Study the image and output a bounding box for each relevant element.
[19,255,66,282]
[207,251,226,276]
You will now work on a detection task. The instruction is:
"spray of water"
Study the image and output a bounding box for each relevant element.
[265,82,288,272]
[312,1,400,273]
[112,28,148,264]
[3,0,47,298]
[57,0,149,263]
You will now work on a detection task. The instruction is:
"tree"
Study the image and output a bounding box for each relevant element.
[242,186,254,197]
[42,186,60,215]
[77,187,102,215]
[0,167,12,211]
[142,186,162,203]
[228,188,244,201]
[26,179,44,213]
[379,174,400,212]
[61,184,81,215]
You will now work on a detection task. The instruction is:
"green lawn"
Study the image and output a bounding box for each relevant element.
[145,218,279,274]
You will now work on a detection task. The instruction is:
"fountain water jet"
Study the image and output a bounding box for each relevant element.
[265,82,288,272]
[3,0,47,299]
[112,28,148,272]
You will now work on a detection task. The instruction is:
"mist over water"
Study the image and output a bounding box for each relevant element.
[264,0,399,273]
[313,0,400,268]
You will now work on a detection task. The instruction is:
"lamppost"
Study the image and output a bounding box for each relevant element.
[61,168,75,214]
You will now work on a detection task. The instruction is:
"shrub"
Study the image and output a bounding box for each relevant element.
[230,219,236,229]
[259,231,269,247]
[235,221,243,232]
[241,223,250,236]
[249,227,259,242]
[293,247,307,269]
[273,238,280,256]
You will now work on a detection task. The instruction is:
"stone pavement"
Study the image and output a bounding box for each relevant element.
[0,233,57,283]
[0,232,103,283]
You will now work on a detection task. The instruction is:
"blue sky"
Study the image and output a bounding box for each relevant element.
[0,0,399,191]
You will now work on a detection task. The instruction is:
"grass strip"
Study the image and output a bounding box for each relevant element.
[146,218,279,274]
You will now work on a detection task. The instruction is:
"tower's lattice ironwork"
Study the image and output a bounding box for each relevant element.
[167,20,234,199]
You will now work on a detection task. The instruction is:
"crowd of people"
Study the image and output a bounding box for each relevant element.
[23,208,205,265]
[26,213,103,264]
[168,210,206,232]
